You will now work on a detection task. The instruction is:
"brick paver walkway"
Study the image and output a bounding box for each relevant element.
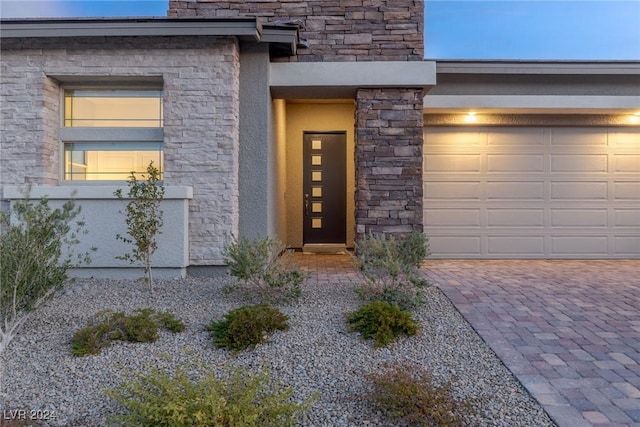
[423,260,640,427]
[294,255,640,426]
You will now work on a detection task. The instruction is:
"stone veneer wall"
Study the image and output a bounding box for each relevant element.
[169,0,424,62]
[355,88,424,239]
[0,36,240,265]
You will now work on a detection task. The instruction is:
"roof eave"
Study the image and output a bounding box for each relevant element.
[0,17,299,56]
[433,60,640,75]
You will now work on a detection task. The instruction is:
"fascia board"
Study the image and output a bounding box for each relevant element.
[435,61,640,75]
[0,18,260,40]
[270,61,436,98]
[261,26,298,55]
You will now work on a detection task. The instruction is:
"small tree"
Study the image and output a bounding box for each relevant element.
[114,162,165,291]
[0,189,93,355]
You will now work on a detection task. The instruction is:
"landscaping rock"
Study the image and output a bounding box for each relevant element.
[2,276,555,426]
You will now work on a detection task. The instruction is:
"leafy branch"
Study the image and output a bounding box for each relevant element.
[114,162,165,291]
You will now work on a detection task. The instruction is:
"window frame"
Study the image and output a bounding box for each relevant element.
[59,84,164,184]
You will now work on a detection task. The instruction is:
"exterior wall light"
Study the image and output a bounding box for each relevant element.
[464,112,477,123]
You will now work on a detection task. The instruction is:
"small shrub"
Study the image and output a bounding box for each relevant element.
[107,366,316,427]
[367,363,473,426]
[0,188,94,354]
[114,161,165,291]
[222,235,305,302]
[346,301,418,347]
[208,304,289,351]
[154,310,187,333]
[354,231,430,310]
[71,308,184,356]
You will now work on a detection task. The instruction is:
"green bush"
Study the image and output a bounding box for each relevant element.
[222,235,305,302]
[0,189,94,354]
[367,364,473,426]
[71,308,185,356]
[208,304,289,351]
[107,366,316,427]
[354,231,430,310]
[346,301,418,347]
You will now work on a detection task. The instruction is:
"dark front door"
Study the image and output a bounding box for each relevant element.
[303,132,347,244]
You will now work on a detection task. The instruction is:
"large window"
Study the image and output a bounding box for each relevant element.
[62,88,163,181]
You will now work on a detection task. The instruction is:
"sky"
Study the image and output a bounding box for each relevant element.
[1,0,639,60]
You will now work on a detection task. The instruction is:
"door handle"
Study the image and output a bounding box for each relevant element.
[304,193,309,216]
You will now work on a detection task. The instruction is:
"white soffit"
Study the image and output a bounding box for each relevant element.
[270,61,437,98]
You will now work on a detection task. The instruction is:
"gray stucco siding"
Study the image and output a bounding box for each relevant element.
[0,36,241,266]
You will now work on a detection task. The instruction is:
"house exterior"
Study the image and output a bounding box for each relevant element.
[1,0,638,278]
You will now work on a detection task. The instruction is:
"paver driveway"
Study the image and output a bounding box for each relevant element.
[423,260,640,427]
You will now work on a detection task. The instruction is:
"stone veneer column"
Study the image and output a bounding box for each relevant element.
[355,88,424,240]
[169,0,424,62]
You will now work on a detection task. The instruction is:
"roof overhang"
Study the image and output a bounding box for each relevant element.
[270,61,437,98]
[0,17,299,56]
[424,60,640,114]
[433,60,640,75]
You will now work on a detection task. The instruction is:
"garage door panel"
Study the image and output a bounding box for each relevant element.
[551,182,608,200]
[613,154,640,173]
[614,182,640,199]
[488,236,545,255]
[487,209,544,227]
[615,237,640,254]
[425,209,480,227]
[610,129,640,146]
[487,181,544,199]
[429,236,481,255]
[425,127,485,146]
[487,128,545,146]
[425,154,481,173]
[551,154,608,173]
[551,209,608,227]
[551,127,608,146]
[551,236,608,255]
[424,126,639,258]
[425,181,481,199]
[488,154,544,173]
[615,209,640,227]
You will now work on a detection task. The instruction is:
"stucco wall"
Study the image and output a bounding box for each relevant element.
[284,101,356,248]
[238,43,279,240]
[3,185,192,278]
[0,36,241,266]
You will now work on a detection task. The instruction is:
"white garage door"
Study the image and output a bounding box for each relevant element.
[423,126,640,258]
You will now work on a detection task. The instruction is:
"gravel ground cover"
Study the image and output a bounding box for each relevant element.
[1,275,556,426]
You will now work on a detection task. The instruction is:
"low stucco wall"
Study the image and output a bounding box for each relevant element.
[3,185,192,278]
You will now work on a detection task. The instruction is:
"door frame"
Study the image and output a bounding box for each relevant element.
[302,131,347,248]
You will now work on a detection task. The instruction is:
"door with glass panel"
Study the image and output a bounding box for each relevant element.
[303,132,347,244]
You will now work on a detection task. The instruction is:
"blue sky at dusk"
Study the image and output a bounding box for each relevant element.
[1,0,639,60]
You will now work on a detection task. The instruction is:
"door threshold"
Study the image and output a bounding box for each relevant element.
[302,244,347,254]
